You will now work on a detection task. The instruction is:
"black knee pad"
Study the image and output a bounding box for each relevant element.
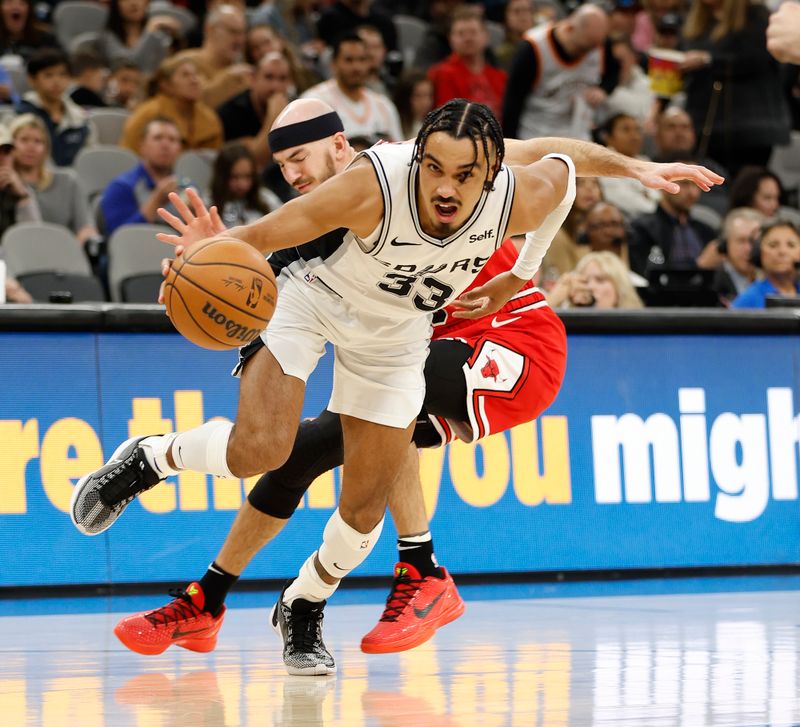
[247,409,344,519]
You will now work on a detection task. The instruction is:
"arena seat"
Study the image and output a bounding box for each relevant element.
[107,224,175,303]
[2,222,106,302]
[52,2,108,50]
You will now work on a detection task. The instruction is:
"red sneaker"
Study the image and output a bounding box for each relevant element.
[360,563,465,654]
[114,582,225,656]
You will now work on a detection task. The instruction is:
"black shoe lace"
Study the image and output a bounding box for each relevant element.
[99,448,161,508]
[287,606,325,652]
[379,575,423,622]
[144,588,203,628]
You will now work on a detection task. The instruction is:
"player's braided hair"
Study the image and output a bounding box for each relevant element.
[412,99,505,192]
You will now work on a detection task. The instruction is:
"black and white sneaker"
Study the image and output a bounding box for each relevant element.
[70,436,164,536]
[271,581,336,676]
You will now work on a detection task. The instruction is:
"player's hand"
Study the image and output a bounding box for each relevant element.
[632,160,724,194]
[767,2,800,63]
[156,188,226,306]
[156,187,226,247]
[450,270,526,319]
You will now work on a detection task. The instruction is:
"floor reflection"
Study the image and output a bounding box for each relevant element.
[0,586,799,726]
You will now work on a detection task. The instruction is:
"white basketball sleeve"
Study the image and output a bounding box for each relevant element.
[511,153,577,281]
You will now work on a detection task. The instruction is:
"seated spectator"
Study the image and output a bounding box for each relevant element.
[652,105,729,213]
[10,113,98,245]
[502,4,613,140]
[302,31,403,142]
[597,112,659,218]
[494,0,536,72]
[120,54,223,153]
[96,0,181,76]
[413,0,462,70]
[105,59,144,110]
[217,52,291,168]
[0,0,57,63]
[428,6,507,120]
[0,123,40,233]
[210,143,280,227]
[357,24,396,96]
[102,117,191,236]
[541,177,603,279]
[69,49,109,109]
[628,171,718,275]
[547,251,644,308]
[732,219,800,308]
[246,23,284,65]
[581,201,646,285]
[245,23,317,95]
[392,69,434,139]
[17,49,95,167]
[729,166,783,220]
[317,0,398,56]
[713,207,763,306]
[180,5,252,109]
[652,106,696,161]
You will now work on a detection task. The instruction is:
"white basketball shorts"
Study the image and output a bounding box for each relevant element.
[261,270,430,429]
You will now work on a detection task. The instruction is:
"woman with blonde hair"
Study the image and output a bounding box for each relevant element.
[120,53,223,152]
[548,251,644,309]
[10,113,98,245]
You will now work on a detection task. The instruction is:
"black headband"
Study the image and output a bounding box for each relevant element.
[267,112,344,153]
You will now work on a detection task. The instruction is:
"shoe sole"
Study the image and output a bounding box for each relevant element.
[70,436,147,536]
[114,623,220,656]
[270,602,337,676]
[360,595,466,654]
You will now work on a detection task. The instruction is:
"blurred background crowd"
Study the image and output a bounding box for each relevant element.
[1,0,800,311]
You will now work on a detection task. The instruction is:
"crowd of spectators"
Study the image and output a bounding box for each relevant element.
[0,0,798,310]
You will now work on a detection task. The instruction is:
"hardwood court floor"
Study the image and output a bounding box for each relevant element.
[1,577,799,726]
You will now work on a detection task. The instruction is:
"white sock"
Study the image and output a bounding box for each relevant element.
[170,420,236,478]
[398,531,432,545]
[139,433,180,478]
[283,552,338,605]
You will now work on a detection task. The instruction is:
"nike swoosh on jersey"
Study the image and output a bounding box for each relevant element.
[389,237,421,246]
[491,315,522,328]
[332,562,349,571]
[413,591,445,619]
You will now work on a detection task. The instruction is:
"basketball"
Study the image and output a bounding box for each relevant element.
[163,236,277,350]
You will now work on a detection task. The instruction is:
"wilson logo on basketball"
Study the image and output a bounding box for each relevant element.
[201,302,261,342]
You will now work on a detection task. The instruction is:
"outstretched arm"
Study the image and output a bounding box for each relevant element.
[504,137,724,193]
[157,161,384,254]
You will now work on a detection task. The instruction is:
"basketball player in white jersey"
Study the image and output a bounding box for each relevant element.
[72,98,722,674]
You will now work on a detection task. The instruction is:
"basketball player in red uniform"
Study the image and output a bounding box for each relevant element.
[71,100,721,670]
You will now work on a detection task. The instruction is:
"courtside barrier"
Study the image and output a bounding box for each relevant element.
[1,305,799,588]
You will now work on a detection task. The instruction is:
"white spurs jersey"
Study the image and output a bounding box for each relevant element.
[281,142,516,321]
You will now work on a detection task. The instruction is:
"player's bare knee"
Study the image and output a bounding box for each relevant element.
[226,427,292,478]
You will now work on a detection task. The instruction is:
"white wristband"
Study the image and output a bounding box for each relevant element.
[511,153,577,280]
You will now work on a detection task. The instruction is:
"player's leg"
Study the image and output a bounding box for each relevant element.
[272,415,414,675]
[110,345,306,655]
[71,340,305,535]
[361,339,472,653]
[70,274,325,536]
[111,409,344,657]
